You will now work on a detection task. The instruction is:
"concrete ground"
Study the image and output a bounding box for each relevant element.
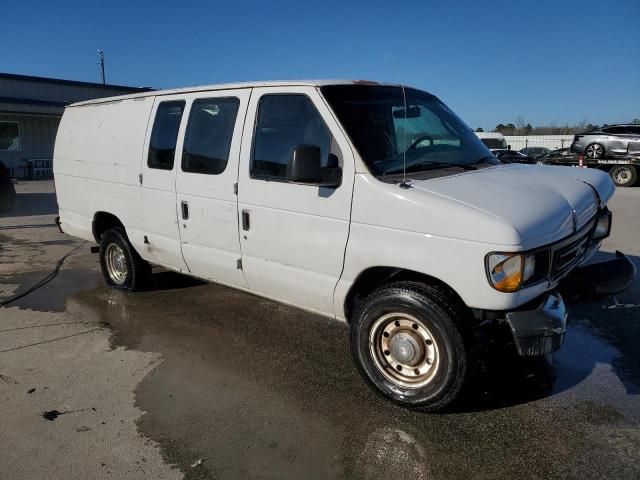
[1,180,639,480]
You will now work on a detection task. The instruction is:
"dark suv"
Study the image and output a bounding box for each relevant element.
[0,161,16,212]
[571,124,640,159]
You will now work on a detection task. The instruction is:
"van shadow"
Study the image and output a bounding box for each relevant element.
[148,270,207,291]
[0,192,58,218]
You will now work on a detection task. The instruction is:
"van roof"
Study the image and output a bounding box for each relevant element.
[474,132,505,139]
[69,79,403,107]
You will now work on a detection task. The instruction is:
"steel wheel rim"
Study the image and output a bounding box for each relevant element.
[105,243,128,285]
[614,167,631,184]
[586,144,602,158]
[369,313,440,388]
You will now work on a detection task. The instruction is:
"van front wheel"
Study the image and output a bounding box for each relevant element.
[350,282,469,412]
[99,228,150,291]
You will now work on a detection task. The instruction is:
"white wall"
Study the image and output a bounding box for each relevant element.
[504,135,575,151]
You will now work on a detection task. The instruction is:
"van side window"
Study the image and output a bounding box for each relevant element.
[148,101,185,170]
[251,94,331,180]
[182,97,240,175]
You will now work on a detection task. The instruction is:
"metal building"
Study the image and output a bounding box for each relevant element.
[0,72,152,178]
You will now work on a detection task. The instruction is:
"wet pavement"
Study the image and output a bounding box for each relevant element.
[1,182,640,479]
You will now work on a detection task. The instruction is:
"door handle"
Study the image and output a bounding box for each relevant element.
[181,201,189,220]
[242,210,250,231]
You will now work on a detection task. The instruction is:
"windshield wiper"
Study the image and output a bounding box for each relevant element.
[385,161,476,175]
[470,155,501,166]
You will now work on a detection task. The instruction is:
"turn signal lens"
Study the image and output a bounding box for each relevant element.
[592,210,611,240]
[523,255,536,282]
[487,254,524,293]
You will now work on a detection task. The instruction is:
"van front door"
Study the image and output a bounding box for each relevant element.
[237,87,354,316]
[175,90,250,288]
[140,96,189,271]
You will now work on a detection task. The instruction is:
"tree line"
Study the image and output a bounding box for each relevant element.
[475,118,640,135]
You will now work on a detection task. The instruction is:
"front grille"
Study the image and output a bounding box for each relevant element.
[551,229,591,280]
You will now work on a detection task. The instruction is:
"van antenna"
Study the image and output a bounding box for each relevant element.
[382,53,410,189]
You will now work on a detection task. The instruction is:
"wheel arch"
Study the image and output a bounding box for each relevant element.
[92,211,125,243]
[343,266,467,322]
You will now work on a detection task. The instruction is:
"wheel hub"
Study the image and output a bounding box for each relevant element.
[369,313,440,388]
[105,243,128,285]
[389,332,424,366]
[615,168,630,183]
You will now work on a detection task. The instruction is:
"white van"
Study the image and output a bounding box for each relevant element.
[54,80,634,411]
[475,131,508,151]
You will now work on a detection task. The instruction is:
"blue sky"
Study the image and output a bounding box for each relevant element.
[2,0,638,130]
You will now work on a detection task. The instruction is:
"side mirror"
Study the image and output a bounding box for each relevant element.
[287,146,342,188]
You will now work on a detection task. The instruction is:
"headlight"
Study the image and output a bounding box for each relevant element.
[592,209,612,240]
[486,250,550,293]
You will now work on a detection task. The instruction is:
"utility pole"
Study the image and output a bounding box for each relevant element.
[98,50,106,84]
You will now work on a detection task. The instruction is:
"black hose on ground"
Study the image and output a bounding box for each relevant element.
[0,241,87,308]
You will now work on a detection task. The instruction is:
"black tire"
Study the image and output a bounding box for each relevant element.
[585,143,605,159]
[99,228,151,291]
[350,281,470,412]
[610,165,637,187]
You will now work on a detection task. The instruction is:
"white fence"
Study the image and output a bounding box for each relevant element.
[504,135,575,151]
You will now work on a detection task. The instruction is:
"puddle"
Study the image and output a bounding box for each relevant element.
[0,267,101,312]
[68,276,640,480]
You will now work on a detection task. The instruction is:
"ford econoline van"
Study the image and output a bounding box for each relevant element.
[53,80,635,411]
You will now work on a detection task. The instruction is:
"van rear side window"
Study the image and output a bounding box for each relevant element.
[148,101,185,170]
[182,97,240,175]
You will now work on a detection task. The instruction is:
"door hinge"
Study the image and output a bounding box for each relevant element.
[139,173,143,185]
[236,258,243,270]
[233,182,238,195]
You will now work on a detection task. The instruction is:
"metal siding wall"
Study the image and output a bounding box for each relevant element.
[1,75,147,177]
[0,114,60,177]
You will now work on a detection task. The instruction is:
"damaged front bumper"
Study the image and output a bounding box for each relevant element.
[505,251,636,357]
[506,294,567,356]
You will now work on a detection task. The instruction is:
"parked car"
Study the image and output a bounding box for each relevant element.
[571,124,640,159]
[536,148,580,165]
[54,80,634,412]
[492,149,533,164]
[0,161,16,212]
[519,147,550,158]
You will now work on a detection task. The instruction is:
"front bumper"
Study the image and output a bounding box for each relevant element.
[505,251,636,357]
[506,294,567,356]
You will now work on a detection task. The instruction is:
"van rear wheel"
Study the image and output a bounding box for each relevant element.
[99,228,151,291]
[350,281,469,412]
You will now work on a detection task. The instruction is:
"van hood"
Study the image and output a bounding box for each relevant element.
[409,164,614,248]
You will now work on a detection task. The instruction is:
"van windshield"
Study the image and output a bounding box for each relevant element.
[481,138,508,149]
[321,85,496,176]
